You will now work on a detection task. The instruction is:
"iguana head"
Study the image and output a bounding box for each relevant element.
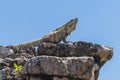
[66,18,78,35]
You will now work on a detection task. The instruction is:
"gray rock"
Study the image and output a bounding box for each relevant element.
[0,41,113,80]
[37,41,113,66]
[53,77,69,80]
[29,76,42,80]
[0,67,10,80]
[21,56,95,79]
[0,46,14,58]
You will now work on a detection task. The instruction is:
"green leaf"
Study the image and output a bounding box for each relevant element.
[13,63,22,71]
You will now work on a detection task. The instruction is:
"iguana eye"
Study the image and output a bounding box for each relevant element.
[14,18,78,48]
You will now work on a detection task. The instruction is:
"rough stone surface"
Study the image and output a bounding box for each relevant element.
[53,77,69,80]
[29,76,42,80]
[21,56,95,79]
[37,41,113,66]
[0,67,11,80]
[0,41,113,80]
[0,46,14,58]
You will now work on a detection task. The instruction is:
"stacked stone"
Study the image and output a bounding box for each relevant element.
[0,41,113,80]
[20,41,113,80]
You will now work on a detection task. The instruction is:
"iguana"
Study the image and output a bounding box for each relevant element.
[14,18,78,48]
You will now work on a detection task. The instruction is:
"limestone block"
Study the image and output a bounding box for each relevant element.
[0,46,14,58]
[53,77,68,80]
[21,56,95,79]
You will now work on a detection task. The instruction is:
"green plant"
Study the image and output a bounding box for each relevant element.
[13,63,22,71]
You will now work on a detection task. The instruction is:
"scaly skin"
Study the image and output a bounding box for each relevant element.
[14,18,78,48]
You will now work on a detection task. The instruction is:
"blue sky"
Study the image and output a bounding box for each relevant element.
[0,0,119,80]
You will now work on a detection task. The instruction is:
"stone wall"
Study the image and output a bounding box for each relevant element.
[0,41,113,80]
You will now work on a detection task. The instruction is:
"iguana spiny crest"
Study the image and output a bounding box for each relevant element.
[14,18,78,48]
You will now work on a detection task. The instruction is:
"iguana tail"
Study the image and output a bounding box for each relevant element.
[14,18,78,48]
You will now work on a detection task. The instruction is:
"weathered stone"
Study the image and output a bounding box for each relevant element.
[90,64,99,80]
[0,67,11,80]
[0,57,27,68]
[21,56,95,79]
[29,76,41,80]
[0,46,14,58]
[37,41,113,66]
[29,75,53,80]
[14,74,25,80]
[53,77,69,80]
[0,41,113,80]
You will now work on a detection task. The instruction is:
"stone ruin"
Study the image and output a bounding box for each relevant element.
[0,18,113,80]
[0,41,113,80]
